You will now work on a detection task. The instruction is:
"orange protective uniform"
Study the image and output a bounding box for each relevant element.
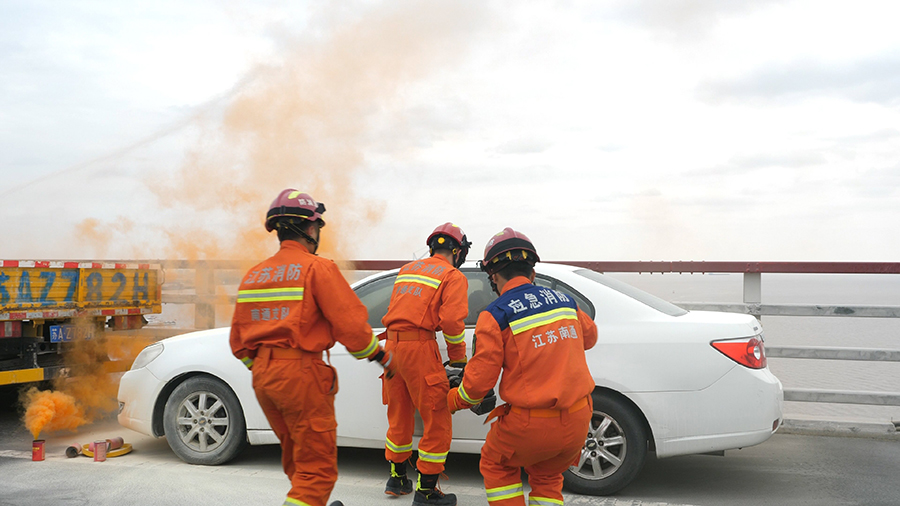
[230,241,382,506]
[449,276,597,505]
[380,255,468,475]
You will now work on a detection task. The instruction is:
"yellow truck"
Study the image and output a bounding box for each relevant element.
[0,260,162,386]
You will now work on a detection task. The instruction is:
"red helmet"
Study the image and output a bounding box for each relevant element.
[480,227,540,275]
[265,189,326,232]
[427,223,472,268]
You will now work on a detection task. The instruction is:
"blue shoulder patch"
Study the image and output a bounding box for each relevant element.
[485,284,533,331]
[485,283,579,331]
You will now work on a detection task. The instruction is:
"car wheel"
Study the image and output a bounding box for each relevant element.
[163,376,248,465]
[563,392,648,495]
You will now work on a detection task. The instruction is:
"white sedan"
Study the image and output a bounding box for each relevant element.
[117,262,783,495]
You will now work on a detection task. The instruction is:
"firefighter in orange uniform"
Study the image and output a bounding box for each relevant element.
[380,223,472,506]
[230,189,394,506]
[447,228,598,506]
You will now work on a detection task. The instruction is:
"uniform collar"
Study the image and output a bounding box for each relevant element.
[431,254,452,266]
[500,276,531,295]
[279,240,312,253]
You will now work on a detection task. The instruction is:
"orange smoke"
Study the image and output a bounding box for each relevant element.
[21,332,158,438]
[23,388,87,439]
[68,1,490,264]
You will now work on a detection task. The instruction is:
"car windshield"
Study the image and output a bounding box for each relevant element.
[355,270,501,328]
[575,269,688,317]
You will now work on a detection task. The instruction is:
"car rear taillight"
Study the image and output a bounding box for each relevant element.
[711,336,767,369]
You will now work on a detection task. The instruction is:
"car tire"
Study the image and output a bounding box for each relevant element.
[163,376,248,465]
[563,392,648,496]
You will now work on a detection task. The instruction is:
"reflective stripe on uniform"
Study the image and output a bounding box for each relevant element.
[283,497,312,506]
[394,274,441,289]
[385,437,413,454]
[237,287,304,303]
[241,357,253,369]
[458,383,482,405]
[486,482,524,502]
[417,448,448,464]
[528,497,564,506]
[509,307,578,335]
[349,334,379,359]
[443,331,465,344]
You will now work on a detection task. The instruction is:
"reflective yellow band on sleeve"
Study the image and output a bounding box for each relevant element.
[241,357,253,369]
[486,483,524,502]
[443,331,465,344]
[283,497,313,506]
[458,383,482,405]
[509,307,577,335]
[237,287,304,303]
[349,334,379,359]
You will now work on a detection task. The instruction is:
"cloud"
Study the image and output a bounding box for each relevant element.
[697,54,900,105]
[493,137,554,154]
[611,0,787,40]
[825,128,900,144]
[687,150,827,177]
[370,98,473,152]
[847,162,900,199]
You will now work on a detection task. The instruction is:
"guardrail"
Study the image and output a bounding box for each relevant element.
[148,259,900,411]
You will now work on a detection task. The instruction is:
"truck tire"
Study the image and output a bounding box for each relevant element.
[563,392,648,495]
[163,376,248,465]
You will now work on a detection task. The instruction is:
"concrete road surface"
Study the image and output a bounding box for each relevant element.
[2,386,900,506]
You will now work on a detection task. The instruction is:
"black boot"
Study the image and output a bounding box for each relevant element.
[412,474,456,506]
[385,460,413,496]
[328,502,345,506]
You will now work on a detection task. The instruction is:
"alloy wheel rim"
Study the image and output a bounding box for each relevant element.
[570,409,627,480]
[175,391,230,452]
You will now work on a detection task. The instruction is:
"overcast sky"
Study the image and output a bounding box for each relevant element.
[1,0,899,263]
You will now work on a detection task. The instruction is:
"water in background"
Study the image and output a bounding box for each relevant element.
[609,273,900,424]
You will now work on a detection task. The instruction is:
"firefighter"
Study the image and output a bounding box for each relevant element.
[380,223,472,506]
[230,189,394,506]
[446,228,598,506]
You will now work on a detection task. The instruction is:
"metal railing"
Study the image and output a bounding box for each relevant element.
[150,259,900,413]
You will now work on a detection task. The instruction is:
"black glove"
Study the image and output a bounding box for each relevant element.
[470,388,496,416]
[445,361,465,388]
[370,349,395,378]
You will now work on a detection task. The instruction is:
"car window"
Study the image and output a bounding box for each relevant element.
[354,269,597,329]
[574,268,688,316]
[354,274,397,329]
[461,269,498,325]
[534,275,596,319]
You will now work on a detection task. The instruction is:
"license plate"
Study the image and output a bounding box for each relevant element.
[49,325,94,342]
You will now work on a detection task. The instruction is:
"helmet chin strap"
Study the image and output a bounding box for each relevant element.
[488,274,500,296]
[282,221,319,254]
[452,248,468,269]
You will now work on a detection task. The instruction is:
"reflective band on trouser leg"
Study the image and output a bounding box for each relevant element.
[509,307,577,335]
[386,437,413,455]
[237,287,304,303]
[443,331,465,345]
[349,334,379,359]
[416,449,448,465]
[486,483,525,503]
[283,498,312,506]
[394,274,442,289]
[528,497,563,506]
